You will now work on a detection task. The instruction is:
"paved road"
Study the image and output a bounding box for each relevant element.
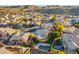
[62,33,77,54]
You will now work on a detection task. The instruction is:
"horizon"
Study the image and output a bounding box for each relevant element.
[0,5,79,6]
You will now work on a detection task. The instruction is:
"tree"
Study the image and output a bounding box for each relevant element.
[29,18,33,21]
[51,14,57,22]
[45,31,61,52]
[46,22,64,50]
[50,49,64,54]
[53,22,64,33]
[46,31,60,45]
[9,21,18,26]
[76,48,79,54]
[29,33,40,45]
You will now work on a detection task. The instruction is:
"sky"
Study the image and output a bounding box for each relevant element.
[0,0,79,6]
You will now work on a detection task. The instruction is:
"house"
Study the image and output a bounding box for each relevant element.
[30,47,50,54]
[63,27,76,34]
[0,31,10,39]
[35,43,51,51]
[55,16,72,27]
[18,23,23,27]
[71,17,79,24]
[42,23,53,30]
[54,45,63,50]
[9,35,21,45]
[21,32,31,43]
[9,32,31,45]
[34,29,49,40]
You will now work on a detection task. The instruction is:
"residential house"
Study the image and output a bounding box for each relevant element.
[35,43,51,51]
[34,29,49,40]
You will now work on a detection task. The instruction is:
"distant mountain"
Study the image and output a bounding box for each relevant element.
[0,5,79,15]
[31,5,79,16]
